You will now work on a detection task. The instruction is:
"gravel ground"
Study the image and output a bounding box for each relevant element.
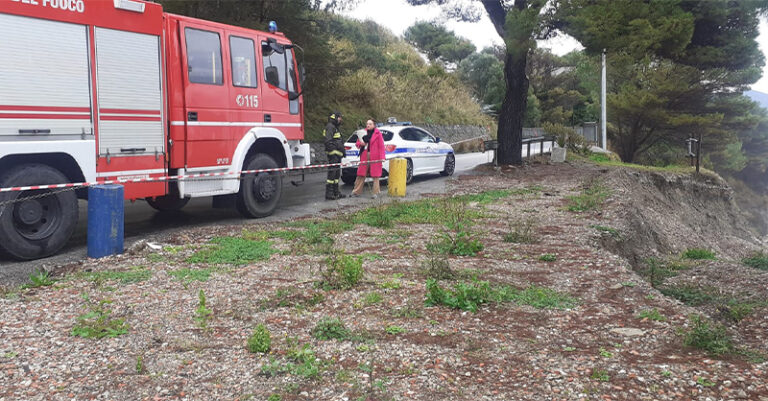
[1,160,767,401]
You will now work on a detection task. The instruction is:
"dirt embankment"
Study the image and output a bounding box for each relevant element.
[597,168,761,265]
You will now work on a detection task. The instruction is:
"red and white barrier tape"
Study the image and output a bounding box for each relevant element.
[0,158,387,193]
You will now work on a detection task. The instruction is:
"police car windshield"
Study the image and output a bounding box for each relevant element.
[345,130,394,143]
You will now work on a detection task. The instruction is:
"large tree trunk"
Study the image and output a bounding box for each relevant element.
[497,51,528,165]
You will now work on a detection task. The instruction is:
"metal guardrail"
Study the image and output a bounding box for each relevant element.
[482,136,556,165]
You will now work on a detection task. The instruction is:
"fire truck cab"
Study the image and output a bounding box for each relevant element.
[0,0,310,260]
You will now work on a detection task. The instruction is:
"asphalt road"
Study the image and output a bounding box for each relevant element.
[0,148,549,284]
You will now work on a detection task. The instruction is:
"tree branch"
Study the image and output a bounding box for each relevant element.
[481,0,507,38]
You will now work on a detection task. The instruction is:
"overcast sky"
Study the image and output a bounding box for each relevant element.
[341,0,768,93]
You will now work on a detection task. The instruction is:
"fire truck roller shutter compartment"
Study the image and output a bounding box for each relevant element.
[0,14,92,137]
[95,27,164,157]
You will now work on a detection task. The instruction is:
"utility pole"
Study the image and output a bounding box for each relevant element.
[601,49,607,151]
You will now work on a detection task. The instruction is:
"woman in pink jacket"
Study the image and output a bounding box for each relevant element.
[351,119,386,198]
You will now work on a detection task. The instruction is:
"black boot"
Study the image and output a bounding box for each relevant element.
[325,184,337,200]
[335,186,346,199]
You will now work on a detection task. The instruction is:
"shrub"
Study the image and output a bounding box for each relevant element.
[194,290,213,329]
[247,324,272,353]
[637,308,667,322]
[659,285,715,306]
[682,248,716,260]
[538,253,557,262]
[682,315,734,356]
[742,251,768,270]
[319,254,364,290]
[421,252,454,280]
[312,317,351,341]
[23,270,55,289]
[425,279,576,312]
[71,301,129,339]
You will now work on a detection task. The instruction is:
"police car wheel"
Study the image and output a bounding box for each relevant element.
[0,164,78,260]
[341,174,356,186]
[405,159,414,185]
[440,154,455,176]
[236,154,282,218]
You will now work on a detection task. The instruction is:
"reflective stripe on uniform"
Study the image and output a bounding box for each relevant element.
[333,133,341,139]
[326,179,339,184]
[326,150,344,156]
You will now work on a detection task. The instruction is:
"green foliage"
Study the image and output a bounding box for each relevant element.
[566,179,610,212]
[681,248,716,260]
[427,232,484,257]
[77,267,152,285]
[319,254,364,290]
[538,253,557,262]
[682,315,734,356]
[599,347,613,358]
[421,252,454,280]
[721,302,754,323]
[590,369,610,382]
[637,308,667,322]
[404,22,475,64]
[742,251,768,270]
[590,225,621,239]
[194,290,213,329]
[23,270,55,289]
[267,394,282,401]
[135,355,145,374]
[71,300,129,339]
[187,237,277,265]
[247,324,271,353]
[261,342,324,379]
[425,279,576,313]
[312,317,351,341]
[385,325,406,335]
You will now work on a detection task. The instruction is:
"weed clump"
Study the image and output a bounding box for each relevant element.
[742,251,768,270]
[247,324,272,353]
[504,219,538,243]
[682,248,716,260]
[312,317,351,341]
[71,300,129,339]
[682,315,734,356]
[319,254,364,290]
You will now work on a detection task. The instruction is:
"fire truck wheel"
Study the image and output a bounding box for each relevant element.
[146,185,190,212]
[0,164,78,261]
[236,154,282,218]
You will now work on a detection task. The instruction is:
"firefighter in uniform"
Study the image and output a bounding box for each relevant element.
[324,111,346,200]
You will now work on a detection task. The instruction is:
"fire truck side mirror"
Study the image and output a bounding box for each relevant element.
[267,39,285,55]
[299,64,306,86]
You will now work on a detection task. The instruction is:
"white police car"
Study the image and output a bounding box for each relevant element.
[341,119,455,185]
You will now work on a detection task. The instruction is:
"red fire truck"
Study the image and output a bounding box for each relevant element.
[0,0,311,260]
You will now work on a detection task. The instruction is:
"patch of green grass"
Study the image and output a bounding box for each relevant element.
[696,377,716,387]
[538,253,557,262]
[187,237,277,265]
[194,290,213,329]
[168,267,217,284]
[312,317,351,341]
[742,251,768,271]
[77,266,152,285]
[71,300,129,339]
[267,394,282,401]
[424,279,577,313]
[247,324,271,353]
[318,254,364,290]
[352,198,484,229]
[659,285,716,306]
[641,257,689,288]
[385,325,406,335]
[566,179,610,212]
[599,347,613,358]
[22,270,55,289]
[682,315,734,356]
[590,368,610,382]
[720,301,755,323]
[363,292,384,305]
[682,248,716,260]
[637,308,667,322]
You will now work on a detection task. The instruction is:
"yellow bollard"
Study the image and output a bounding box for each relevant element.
[388,158,407,197]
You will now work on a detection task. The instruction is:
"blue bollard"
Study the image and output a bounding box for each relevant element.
[87,184,124,258]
